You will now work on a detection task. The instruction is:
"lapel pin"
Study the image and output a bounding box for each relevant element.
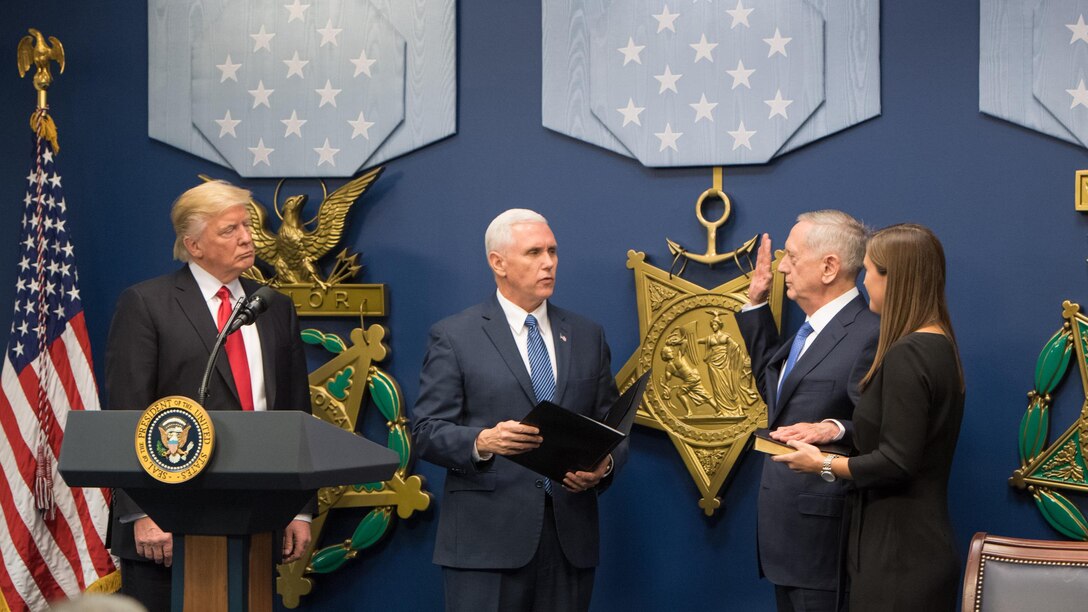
[560,334,567,342]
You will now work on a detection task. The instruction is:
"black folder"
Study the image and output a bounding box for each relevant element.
[507,370,650,482]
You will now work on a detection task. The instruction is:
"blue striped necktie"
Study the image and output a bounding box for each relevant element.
[525,314,554,494]
[777,322,814,406]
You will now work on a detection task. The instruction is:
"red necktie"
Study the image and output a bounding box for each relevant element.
[215,286,254,411]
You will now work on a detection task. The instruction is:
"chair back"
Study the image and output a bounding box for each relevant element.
[963,531,1088,612]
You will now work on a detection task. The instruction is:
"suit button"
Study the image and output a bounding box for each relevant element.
[534,480,543,488]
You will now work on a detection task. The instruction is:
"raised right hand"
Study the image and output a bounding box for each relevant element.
[134,516,173,567]
[747,233,773,305]
[476,420,543,456]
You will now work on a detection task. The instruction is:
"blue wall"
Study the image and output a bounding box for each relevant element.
[1,1,1084,610]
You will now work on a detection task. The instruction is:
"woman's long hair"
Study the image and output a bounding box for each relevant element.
[859,224,963,390]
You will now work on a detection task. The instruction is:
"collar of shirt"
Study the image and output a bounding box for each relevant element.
[188,262,245,307]
[798,287,860,356]
[495,289,551,337]
[495,289,557,379]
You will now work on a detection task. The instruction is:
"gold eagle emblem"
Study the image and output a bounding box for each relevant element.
[247,167,384,289]
[197,167,385,289]
[17,28,65,92]
[18,28,65,151]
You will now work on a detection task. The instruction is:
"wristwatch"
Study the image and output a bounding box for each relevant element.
[820,455,836,482]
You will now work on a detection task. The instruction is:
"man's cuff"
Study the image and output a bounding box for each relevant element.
[119,513,148,525]
[602,454,614,477]
[472,441,493,463]
[292,514,312,523]
[741,302,768,312]
[821,419,846,441]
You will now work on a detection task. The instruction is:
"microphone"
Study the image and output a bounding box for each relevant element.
[196,285,278,407]
[225,286,277,334]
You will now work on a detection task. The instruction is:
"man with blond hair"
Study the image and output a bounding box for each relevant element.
[737,210,879,612]
[104,181,312,610]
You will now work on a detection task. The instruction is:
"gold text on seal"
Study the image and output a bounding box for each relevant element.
[134,396,215,484]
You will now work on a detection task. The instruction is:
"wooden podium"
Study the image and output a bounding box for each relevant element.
[58,410,399,612]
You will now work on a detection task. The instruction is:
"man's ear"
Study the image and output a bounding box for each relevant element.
[488,251,505,277]
[820,253,841,284]
[183,235,202,261]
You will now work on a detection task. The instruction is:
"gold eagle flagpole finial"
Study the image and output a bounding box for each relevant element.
[17,28,64,151]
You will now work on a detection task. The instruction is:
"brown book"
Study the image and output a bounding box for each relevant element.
[751,428,851,456]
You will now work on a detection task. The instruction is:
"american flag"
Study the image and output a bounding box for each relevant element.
[0,125,117,610]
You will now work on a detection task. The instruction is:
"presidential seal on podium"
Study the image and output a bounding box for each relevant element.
[135,395,215,484]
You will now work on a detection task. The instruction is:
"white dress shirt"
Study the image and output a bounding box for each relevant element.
[495,290,558,382]
[188,262,268,411]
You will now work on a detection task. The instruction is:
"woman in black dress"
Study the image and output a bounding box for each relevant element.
[774,224,965,611]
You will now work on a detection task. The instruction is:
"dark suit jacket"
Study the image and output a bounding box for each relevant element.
[411,296,622,570]
[104,266,311,560]
[736,294,878,591]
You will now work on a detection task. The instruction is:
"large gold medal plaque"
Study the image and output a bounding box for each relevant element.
[617,173,784,515]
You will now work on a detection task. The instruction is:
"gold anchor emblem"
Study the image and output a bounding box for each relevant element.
[665,170,758,271]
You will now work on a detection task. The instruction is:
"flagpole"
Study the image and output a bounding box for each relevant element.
[18,29,66,520]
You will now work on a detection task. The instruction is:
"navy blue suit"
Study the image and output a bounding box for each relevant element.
[412,296,621,575]
[737,295,878,594]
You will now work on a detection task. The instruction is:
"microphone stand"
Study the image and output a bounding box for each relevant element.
[197,296,249,407]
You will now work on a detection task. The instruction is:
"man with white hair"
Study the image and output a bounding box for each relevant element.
[104,180,313,610]
[737,210,879,612]
[412,208,624,611]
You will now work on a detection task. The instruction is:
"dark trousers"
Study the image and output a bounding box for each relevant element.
[119,557,172,612]
[443,501,595,612]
